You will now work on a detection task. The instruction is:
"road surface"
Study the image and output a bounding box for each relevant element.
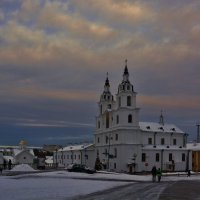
[70,181,200,200]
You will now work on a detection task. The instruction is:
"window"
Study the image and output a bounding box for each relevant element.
[173,139,177,145]
[105,136,108,144]
[118,97,121,107]
[108,104,111,109]
[142,153,146,162]
[161,138,165,145]
[114,163,116,169]
[104,149,107,155]
[98,121,100,129]
[78,155,80,160]
[128,114,132,123]
[97,150,99,157]
[156,153,159,162]
[67,155,69,159]
[148,138,152,145]
[127,96,131,106]
[114,148,117,158]
[24,157,26,159]
[169,153,172,161]
[182,153,185,161]
[116,115,119,124]
[127,85,130,90]
[97,137,100,143]
[74,155,76,159]
[106,112,109,128]
[100,105,102,114]
[115,134,118,141]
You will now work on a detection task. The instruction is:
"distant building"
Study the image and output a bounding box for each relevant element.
[187,142,200,172]
[54,144,95,168]
[94,61,190,172]
[12,140,35,165]
[0,152,3,165]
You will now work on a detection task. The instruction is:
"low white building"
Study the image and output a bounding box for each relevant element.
[13,149,35,165]
[54,144,95,169]
[94,62,190,173]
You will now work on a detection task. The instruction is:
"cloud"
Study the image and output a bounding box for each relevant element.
[139,95,200,110]
[0,10,4,21]
[71,0,155,25]
[15,120,94,128]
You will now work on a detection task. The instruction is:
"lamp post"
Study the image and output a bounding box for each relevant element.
[61,147,64,166]
[55,149,58,169]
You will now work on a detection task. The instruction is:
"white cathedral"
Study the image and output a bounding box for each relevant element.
[94,61,191,173]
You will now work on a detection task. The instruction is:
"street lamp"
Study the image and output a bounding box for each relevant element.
[61,147,64,166]
[55,149,58,169]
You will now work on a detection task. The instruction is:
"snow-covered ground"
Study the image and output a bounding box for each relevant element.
[1,169,200,200]
[11,164,36,172]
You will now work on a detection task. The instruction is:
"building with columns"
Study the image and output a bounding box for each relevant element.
[95,61,191,173]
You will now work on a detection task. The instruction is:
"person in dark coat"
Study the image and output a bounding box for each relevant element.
[187,169,191,177]
[151,166,157,182]
[157,168,162,182]
[8,159,12,170]
[3,160,7,170]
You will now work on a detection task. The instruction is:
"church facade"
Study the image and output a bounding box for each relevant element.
[95,62,191,173]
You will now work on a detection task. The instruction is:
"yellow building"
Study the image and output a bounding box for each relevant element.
[187,143,200,172]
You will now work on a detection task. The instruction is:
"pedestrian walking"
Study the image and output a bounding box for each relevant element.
[3,160,7,170]
[187,169,191,177]
[157,168,162,182]
[8,159,12,170]
[151,166,157,182]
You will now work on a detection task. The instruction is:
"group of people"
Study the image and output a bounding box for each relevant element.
[151,166,162,182]
[0,159,12,174]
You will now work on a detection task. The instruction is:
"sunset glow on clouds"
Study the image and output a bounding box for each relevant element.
[0,0,200,145]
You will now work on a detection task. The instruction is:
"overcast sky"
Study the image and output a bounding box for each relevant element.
[0,0,200,146]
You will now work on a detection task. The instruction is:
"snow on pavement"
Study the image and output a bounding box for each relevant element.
[0,173,129,200]
[1,170,200,200]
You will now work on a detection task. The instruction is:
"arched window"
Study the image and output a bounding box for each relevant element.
[116,115,119,124]
[106,112,109,128]
[118,97,121,107]
[156,153,160,162]
[114,148,117,157]
[128,114,132,123]
[127,96,131,106]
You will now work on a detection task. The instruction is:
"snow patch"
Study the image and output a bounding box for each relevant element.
[11,164,36,172]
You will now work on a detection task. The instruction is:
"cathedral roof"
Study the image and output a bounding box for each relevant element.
[139,122,184,133]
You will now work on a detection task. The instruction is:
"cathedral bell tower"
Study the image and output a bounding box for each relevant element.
[96,74,115,130]
[115,60,139,127]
